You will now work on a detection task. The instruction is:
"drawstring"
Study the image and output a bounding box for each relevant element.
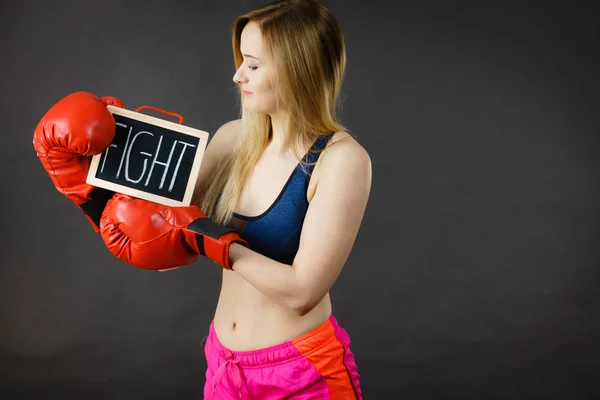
[211,348,245,399]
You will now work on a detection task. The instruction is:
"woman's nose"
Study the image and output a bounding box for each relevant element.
[232,67,247,84]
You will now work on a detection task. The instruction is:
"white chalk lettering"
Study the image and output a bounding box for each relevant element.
[100,143,119,174]
[101,123,197,194]
[125,130,154,183]
[116,123,133,179]
[144,135,175,189]
[168,141,197,192]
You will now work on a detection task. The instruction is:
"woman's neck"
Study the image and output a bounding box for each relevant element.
[268,111,293,154]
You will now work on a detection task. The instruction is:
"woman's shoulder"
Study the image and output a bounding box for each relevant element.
[203,118,242,166]
[193,119,241,199]
[308,130,371,201]
[211,118,242,150]
[321,130,371,170]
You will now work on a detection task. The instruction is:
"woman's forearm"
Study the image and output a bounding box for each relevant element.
[229,243,310,314]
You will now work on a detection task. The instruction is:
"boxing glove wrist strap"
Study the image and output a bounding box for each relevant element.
[186,218,248,269]
[186,218,234,240]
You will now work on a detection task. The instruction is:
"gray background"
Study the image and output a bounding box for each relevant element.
[2,0,599,399]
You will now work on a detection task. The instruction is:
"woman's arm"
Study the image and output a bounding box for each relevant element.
[158,119,241,272]
[230,138,372,315]
[191,119,241,204]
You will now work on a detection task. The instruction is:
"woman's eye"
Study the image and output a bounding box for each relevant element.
[248,66,258,71]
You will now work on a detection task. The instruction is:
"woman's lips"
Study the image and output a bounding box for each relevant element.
[242,91,252,95]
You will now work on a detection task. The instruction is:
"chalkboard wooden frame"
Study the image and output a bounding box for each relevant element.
[86,105,209,207]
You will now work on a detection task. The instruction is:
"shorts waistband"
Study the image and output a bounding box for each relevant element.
[207,314,341,368]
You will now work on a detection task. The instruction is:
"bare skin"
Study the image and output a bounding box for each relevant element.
[169,20,372,351]
[211,122,356,350]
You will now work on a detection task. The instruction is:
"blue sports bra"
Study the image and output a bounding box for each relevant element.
[230,134,334,265]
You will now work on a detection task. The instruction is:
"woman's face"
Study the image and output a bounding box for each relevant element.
[233,21,279,114]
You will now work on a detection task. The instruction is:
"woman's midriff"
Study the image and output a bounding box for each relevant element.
[212,268,332,351]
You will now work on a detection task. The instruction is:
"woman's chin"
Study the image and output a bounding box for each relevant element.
[243,106,270,115]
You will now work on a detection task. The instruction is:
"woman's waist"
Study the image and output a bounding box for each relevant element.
[212,292,332,351]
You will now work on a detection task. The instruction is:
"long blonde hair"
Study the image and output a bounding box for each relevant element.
[198,0,348,226]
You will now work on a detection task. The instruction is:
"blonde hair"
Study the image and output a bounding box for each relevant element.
[198,0,349,225]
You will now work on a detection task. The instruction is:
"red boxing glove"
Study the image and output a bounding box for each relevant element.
[100,193,249,270]
[33,91,125,232]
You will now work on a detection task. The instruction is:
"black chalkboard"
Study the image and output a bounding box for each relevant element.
[86,106,208,206]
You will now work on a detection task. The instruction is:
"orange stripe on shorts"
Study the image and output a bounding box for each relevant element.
[292,320,357,399]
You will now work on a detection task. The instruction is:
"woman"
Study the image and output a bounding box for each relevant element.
[197,0,372,397]
[103,0,371,398]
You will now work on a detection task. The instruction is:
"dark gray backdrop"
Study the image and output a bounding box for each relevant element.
[2,1,599,399]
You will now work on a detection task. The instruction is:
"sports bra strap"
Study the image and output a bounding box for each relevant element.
[302,133,335,172]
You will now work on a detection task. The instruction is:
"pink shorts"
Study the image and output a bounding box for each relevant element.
[203,314,362,399]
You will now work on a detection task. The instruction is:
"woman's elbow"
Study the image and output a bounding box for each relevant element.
[291,303,314,317]
[289,292,321,317]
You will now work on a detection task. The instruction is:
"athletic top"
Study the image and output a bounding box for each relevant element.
[230,133,334,265]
